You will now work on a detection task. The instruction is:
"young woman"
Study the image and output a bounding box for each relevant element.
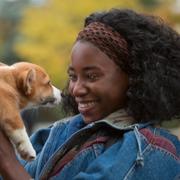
[0,8,180,180]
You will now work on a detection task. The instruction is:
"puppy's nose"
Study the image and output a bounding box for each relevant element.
[61,92,65,98]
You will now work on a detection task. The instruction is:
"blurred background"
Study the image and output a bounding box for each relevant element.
[0,0,179,136]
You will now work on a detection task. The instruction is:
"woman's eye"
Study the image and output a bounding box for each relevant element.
[87,73,98,81]
[69,74,77,81]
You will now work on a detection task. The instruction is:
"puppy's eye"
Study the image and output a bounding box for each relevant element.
[47,81,51,85]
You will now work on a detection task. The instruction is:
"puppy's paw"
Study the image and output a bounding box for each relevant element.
[8,128,36,161]
[17,141,36,161]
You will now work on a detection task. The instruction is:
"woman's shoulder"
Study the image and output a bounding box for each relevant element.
[138,125,180,158]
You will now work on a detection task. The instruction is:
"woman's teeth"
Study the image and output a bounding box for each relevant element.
[78,101,96,109]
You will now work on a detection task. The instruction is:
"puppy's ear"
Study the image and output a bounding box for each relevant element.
[24,69,36,95]
[18,69,36,95]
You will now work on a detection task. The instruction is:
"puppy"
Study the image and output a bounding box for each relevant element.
[0,62,61,161]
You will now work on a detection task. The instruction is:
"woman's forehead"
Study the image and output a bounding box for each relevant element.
[71,41,99,55]
[71,43,116,67]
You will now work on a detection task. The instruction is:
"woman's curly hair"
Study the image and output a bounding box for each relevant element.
[62,8,180,123]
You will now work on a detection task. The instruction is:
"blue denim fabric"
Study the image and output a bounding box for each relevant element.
[19,114,180,180]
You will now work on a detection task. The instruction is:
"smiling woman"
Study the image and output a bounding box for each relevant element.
[68,41,129,123]
[0,8,180,180]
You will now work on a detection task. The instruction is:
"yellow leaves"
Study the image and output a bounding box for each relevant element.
[14,0,143,88]
[15,39,69,88]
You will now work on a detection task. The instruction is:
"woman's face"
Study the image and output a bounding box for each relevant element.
[68,41,129,123]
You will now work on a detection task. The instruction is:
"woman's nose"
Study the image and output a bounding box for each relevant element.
[71,80,88,97]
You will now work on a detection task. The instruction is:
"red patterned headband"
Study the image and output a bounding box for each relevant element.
[76,22,129,68]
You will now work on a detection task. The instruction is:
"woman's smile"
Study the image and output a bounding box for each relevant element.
[77,100,98,114]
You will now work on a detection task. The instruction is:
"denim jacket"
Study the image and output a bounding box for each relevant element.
[19,114,180,180]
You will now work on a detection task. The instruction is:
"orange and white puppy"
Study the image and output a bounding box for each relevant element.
[0,62,61,161]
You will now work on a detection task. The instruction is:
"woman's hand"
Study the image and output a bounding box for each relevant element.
[0,130,32,179]
[0,129,17,165]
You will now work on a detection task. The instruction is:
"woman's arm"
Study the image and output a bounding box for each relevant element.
[0,130,32,180]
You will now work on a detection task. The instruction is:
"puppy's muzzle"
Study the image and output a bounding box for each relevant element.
[40,97,58,106]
